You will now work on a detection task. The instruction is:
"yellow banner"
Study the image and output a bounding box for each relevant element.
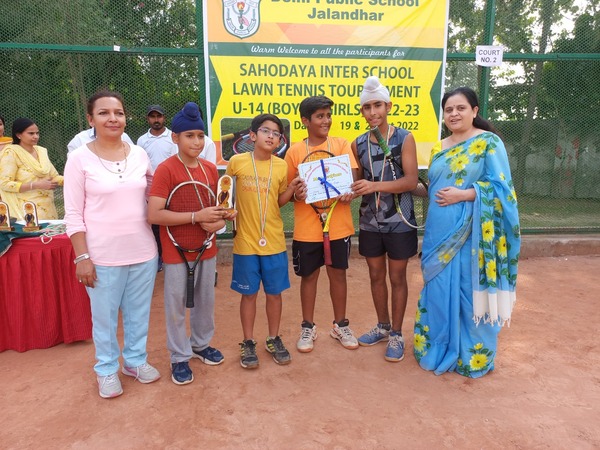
[205,0,449,167]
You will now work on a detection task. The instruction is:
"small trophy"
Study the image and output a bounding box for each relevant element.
[217,174,234,210]
[0,201,13,231]
[22,201,40,232]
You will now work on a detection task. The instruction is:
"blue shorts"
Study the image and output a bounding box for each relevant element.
[231,252,290,295]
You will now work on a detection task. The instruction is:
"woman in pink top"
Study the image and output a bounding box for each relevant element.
[64,90,160,399]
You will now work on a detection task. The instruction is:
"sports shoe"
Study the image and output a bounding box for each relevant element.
[240,339,259,369]
[265,336,292,365]
[384,332,405,362]
[97,373,123,399]
[330,319,359,350]
[122,362,161,383]
[171,361,194,385]
[358,323,391,346]
[296,321,317,353]
[193,346,224,366]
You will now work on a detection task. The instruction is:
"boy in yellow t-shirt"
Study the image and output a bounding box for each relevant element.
[226,113,304,369]
[284,96,359,353]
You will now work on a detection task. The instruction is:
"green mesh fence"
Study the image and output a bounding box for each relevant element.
[1,1,599,234]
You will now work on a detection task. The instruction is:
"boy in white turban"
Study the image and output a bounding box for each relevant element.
[350,76,419,362]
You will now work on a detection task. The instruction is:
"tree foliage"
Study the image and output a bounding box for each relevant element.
[0,0,198,169]
[539,12,600,138]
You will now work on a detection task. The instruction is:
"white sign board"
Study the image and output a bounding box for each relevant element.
[476,45,504,67]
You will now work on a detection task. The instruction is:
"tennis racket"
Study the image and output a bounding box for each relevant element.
[232,132,288,156]
[166,181,216,308]
[371,127,427,230]
[302,149,340,265]
[221,128,252,142]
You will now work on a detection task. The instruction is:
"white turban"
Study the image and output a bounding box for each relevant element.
[360,76,391,106]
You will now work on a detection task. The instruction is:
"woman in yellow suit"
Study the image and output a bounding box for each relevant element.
[0,118,63,220]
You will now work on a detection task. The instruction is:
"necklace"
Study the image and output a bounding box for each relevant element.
[177,154,209,185]
[177,154,210,209]
[250,152,273,247]
[304,137,330,157]
[93,142,128,180]
[367,125,391,211]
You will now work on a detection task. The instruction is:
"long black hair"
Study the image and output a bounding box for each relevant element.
[11,117,36,144]
[442,87,498,134]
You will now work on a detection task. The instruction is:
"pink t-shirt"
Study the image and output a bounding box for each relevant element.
[64,144,157,266]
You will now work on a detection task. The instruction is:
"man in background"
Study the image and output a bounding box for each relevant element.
[136,105,177,272]
[137,105,177,171]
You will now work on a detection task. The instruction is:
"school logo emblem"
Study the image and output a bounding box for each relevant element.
[223,0,261,39]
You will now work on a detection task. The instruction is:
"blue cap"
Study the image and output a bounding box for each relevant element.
[171,102,205,133]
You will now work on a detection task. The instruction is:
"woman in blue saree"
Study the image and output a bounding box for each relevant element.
[414,87,520,378]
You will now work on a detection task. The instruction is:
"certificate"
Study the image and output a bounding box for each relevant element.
[297,154,353,204]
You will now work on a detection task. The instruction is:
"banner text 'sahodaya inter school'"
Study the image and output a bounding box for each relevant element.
[205,0,449,167]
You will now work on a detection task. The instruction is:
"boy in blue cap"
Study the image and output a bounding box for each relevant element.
[148,102,236,384]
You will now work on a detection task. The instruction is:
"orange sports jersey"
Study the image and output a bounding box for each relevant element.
[285,137,357,242]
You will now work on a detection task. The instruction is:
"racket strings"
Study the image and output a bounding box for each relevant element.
[302,149,338,214]
[167,184,213,250]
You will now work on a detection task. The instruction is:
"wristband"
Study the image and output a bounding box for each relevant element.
[74,253,90,264]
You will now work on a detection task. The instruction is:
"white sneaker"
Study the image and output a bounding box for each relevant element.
[297,323,318,353]
[97,373,123,399]
[122,362,161,384]
[330,320,359,350]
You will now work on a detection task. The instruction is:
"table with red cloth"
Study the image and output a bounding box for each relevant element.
[0,233,92,352]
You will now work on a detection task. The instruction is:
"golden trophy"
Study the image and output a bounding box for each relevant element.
[0,201,13,231]
[217,174,234,210]
[22,201,40,232]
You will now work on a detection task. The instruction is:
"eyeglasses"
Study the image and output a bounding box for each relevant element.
[257,127,282,139]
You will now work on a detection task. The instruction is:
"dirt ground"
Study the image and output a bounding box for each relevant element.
[1,253,599,449]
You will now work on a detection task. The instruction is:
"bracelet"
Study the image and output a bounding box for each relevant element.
[191,211,195,225]
[73,253,90,264]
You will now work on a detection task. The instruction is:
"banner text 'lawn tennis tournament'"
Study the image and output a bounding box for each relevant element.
[206,0,449,167]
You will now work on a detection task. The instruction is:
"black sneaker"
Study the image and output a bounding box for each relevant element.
[265,336,292,365]
[240,339,259,369]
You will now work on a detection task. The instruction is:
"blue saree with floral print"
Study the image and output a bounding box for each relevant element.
[414,132,520,377]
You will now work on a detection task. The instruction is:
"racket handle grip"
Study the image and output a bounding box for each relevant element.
[323,233,332,266]
[186,271,195,308]
[370,126,392,158]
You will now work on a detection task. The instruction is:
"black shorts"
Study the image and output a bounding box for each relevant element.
[292,237,352,277]
[358,229,417,260]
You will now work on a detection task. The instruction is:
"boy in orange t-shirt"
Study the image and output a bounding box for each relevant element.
[284,96,359,353]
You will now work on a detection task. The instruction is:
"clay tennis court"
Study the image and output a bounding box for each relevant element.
[1,239,599,449]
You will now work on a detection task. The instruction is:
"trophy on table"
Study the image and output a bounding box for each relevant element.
[22,201,40,232]
[0,201,13,231]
